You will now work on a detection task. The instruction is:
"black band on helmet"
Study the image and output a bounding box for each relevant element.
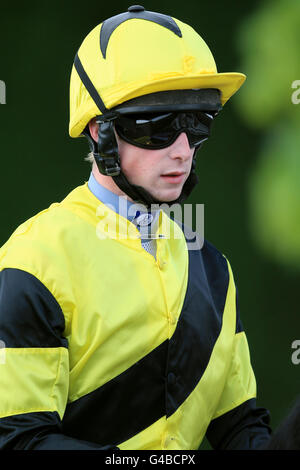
[100,6,182,59]
[114,89,222,115]
[74,53,108,115]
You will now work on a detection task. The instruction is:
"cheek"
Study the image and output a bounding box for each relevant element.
[120,144,158,179]
[127,157,156,185]
[118,144,145,180]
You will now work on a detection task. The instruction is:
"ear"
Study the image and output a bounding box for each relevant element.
[88,118,99,142]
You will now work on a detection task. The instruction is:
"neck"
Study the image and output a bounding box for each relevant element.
[92,162,134,202]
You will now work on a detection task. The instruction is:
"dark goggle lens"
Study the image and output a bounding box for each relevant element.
[115,112,214,149]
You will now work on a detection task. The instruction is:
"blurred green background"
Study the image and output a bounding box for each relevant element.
[0,0,299,449]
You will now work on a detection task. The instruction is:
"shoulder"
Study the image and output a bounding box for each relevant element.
[0,199,84,330]
[0,184,91,255]
[172,218,231,280]
[0,201,73,260]
[0,187,87,303]
[201,239,229,277]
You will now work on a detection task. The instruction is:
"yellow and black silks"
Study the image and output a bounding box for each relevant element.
[0,183,270,450]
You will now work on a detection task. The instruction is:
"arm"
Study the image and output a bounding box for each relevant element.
[0,268,118,450]
[206,398,271,450]
[205,276,272,450]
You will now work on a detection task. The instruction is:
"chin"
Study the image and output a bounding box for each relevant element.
[155,189,183,203]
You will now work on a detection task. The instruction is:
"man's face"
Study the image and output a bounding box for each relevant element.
[89,119,195,202]
[116,129,195,202]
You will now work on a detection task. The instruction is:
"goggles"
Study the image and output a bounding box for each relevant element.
[110,111,215,150]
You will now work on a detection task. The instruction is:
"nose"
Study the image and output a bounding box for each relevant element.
[167,132,193,161]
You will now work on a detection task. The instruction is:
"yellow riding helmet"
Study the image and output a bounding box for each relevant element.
[69,5,246,139]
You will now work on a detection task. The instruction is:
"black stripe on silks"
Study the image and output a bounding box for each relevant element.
[100,9,182,59]
[62,340,168,446]
[165,239,229,416]
[0,268,67,348]
[0,411,62,449]
[74,53,108,114]
[235,287,244,333]
[61,239,230,446]
[205,398,272,450]
[0,411,118,450]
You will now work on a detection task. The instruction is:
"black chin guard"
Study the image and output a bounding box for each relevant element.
[83,113,121,176]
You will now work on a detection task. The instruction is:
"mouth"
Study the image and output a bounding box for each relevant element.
[160,171,186,184]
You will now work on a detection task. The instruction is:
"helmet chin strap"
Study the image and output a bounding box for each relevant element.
[111,150,200,209]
